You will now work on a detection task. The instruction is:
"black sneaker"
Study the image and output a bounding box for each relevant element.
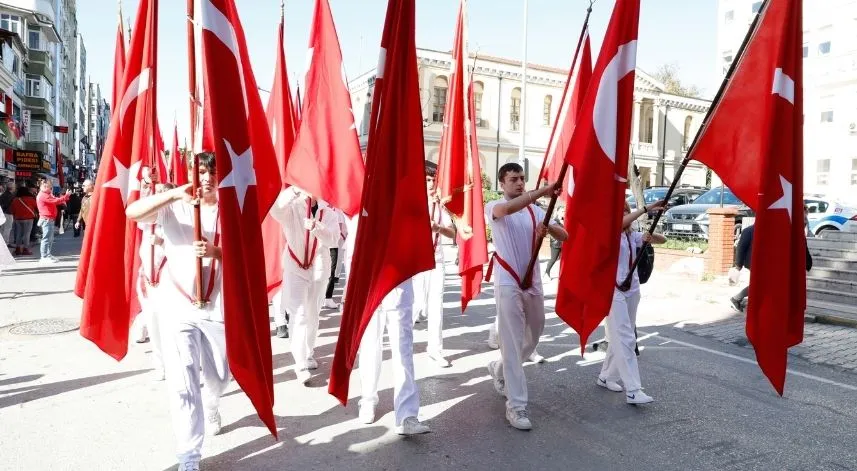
[276,325,289,338]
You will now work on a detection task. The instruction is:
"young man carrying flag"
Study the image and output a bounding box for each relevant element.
[485,163,566,430]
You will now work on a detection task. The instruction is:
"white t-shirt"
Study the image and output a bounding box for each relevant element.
[268,188,340,281]
[616,231,643,295]
[157,201,223,322]
[428,200,452,263]
[137,222,166,284]
[485,199,546,294]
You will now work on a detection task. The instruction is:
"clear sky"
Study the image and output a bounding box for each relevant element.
[77,0,720,141]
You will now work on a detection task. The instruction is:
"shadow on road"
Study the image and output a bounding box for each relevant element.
[0,370,149,409]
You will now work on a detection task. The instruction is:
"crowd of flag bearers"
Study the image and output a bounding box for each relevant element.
[73,0,808,469]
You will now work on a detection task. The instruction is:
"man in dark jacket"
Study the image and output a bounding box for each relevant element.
[730,219,813,312]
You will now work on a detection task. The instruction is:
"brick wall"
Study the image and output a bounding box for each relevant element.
[704,207,738,276]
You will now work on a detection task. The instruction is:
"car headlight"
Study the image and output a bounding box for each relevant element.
[696,213,709,222]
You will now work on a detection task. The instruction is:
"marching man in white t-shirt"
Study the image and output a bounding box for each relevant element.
[484,162,567,431]
[268,186,339,385]
[413,165,456,368]
[126,152,229,471]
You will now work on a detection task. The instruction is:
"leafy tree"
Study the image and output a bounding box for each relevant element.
[653,63,702,98]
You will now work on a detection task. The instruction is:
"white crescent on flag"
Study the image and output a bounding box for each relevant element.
[593,41,637,164]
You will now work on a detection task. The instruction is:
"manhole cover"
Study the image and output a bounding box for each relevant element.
[8,318,80,336]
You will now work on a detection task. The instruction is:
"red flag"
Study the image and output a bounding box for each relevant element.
[434,0,488,311]
[55,139,64,188]
[284,0,364,217]
[261,9,299,299]
[329,0,434,404]
[539,29,592,208]
[76,0,158,360]
[555,0,641,353]
[112,5,126,116]
[153,122,168,182]
[197,0,280,436]
[170,121,187,185]
[689,0,804,395]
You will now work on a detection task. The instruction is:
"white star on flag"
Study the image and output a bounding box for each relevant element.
[102,157,142,207]
[219,139,256,212]
[768,174,793,221]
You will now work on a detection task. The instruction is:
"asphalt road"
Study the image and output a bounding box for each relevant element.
[1,236,855,471]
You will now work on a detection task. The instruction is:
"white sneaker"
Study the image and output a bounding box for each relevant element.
[626,389,654,405]
[528,351,545,363]
[358,402,376,424]
[323,299,339,309]
[428,351,451,368]
[506,407,532,430]
[39,257,57,264]
[177,461,200,471]
[487,361,505,396]
[297,368,312,385]
[486,335,499,350]
[397,416,431,435]
[596,377,623,392]
[207,410,222,436]
[306,357,319,370]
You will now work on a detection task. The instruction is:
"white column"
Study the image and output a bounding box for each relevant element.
[651,101,661,151]
[631,100,642,149]
[519,0,529,161]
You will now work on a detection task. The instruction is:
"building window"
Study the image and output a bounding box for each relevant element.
[0,14,21,35]
[26,74,42,97]
[640,100,654,143]
[751,1,763,13]
[543,95,552,126]
[28,28,41,51]
[818,41,831,55]
[724,10,734,22]
[817,159,830,185]
[510,87,521,131]
[472,81,486,128]
[852,158,857,186]
[683,116,693,149]
[820,110,834,123]
[432,76,448,123]
[802,43,809,58]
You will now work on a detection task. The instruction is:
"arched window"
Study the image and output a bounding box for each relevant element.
[472,81,485,127]
[640,99,654,143]
[543,95,553,126]
[683,116,693,149]
[432,76,448,123]
[510,87,521,131]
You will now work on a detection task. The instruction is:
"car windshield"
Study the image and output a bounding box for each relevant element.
[692,187,742,205]
[644,188,668,203]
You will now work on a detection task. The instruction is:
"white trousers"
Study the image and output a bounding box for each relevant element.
[413,262,445,354]
[0,213,13,243]
[135,281,163,372]
[359,303,419,426]
[280,270,326,369]
[494,284,545,410]
[160,317,230,464]
[599,290,642,392]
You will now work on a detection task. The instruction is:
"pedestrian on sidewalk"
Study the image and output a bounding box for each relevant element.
[0,211,15,274]
[358,278,432,435]
[322,206,348,310]
[484,163,567,431]
[35,179,71,264]
[544,213,564,278]
[126,152,229,471]
[268,186,338,384]
[10,185,37,256]
[0,181,15,246]
[75,179,93,237]
[413,165,456,368]
[597,200,667,405]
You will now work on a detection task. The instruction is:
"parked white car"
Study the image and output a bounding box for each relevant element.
[805,197,857,235]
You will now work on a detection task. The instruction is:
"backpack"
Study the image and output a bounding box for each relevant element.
[636,243,655,284]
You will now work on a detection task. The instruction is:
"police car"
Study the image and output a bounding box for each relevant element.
[805,197,857,235]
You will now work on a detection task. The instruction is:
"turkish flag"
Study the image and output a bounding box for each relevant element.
[539,29,592,208]
[434,0,488,311]
[261,10,299,299]
[77,0,158,360]
[112,7,126,117]
[170,122,187,185]
[284,0,364,217]
[197,0,280,437]
[555,0,640,353]
[689,0,804,395]
[153,122,168,183]
[329,0,434,405]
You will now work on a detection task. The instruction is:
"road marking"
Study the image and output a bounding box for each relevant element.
[642,331,857,392]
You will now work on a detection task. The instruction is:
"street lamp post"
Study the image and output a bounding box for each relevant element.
[519,0,529,163]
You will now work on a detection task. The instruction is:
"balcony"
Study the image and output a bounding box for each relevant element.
[25,50,54,85]
[633,141,658,157]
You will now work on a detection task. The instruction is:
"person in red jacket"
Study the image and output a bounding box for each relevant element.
[35,179,70,264]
